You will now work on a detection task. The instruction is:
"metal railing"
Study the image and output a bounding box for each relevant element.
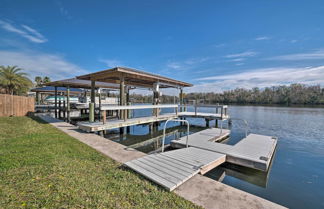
[161,118,190,152]
[229,118,249,138]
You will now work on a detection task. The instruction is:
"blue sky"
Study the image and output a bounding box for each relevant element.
[1,0,324,93]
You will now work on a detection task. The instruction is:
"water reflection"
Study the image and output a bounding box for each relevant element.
[206,163,271,188]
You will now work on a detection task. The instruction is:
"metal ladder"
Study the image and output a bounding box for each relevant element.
[161,118,190,152]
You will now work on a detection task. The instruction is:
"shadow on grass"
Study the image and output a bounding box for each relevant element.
[28,114,49,124]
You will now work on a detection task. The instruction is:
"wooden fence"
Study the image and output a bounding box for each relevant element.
[0,94,35,117]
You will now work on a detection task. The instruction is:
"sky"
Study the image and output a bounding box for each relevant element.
[1,0,324,93]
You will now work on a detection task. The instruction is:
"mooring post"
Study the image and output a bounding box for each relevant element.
[149,123,153,134]
[102,110,106,124]
[205,119,210,128]
[215,119,218,128]
[126,126,130,134]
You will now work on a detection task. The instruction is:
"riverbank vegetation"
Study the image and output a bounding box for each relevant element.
[131,84,324,105]
[0,116,199,208]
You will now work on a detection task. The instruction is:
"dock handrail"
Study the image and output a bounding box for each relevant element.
[179,104,228,119]
[229,118,249,137]
[162,118,190,152]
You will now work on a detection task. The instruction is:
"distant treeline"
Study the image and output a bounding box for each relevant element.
[129,84,324,105]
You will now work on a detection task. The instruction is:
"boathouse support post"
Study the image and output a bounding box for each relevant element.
[67,86,70,122]
[36,92,40,105]
[120,74,125,120]
[98,88,102,121]
[63,100,66,120]
[179,88,183,112]
[89,80,95,123]
[126,86,130,118]
[119,74,126,133]
[58,96,62,119]
[152,82,160,130]
[54,86,58,118]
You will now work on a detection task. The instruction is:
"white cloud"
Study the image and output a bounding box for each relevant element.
[0,20,47,43]
[99,59,123,68]
[214,43,227,48]
[167,62,182,69]
[188,66,324,92]
[255,36,271,41]
[231,58,245,62]
[166,57,210,70]
[224,51,258,58]
[290,39,298,43]
[266,49,324,61]
[0,50,88,80]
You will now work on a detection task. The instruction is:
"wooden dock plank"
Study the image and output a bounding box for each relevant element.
[137,157,191,179]
[129,159,183,185]
[148,155,199,172]
[124,162,176,190]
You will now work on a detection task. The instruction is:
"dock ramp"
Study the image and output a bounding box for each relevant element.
[124,147,226,191]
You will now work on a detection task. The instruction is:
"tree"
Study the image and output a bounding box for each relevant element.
[34,76,51,87]
[0,65,33,95]
[35,76,43,87]
[43,76,51,84]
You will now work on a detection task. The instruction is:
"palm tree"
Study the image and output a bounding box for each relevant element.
[0,65,33,95]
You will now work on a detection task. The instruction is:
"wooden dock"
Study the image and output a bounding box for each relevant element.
[78,113,178,132]
[76,103,231,132]
[171,133,277,171]
[124,147,226,191]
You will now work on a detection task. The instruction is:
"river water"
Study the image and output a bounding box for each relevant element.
[101,105,324,209]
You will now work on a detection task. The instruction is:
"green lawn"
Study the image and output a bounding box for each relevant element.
[0,116,200,209]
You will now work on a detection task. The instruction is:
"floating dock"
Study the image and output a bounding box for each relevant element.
[125,147,226,191]
[171,133,277,171]
[125,130,277,191]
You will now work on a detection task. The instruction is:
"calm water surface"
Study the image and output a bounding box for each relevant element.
[102,105,324,209]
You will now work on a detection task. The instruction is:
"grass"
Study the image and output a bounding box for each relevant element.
[0,116,200,209]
